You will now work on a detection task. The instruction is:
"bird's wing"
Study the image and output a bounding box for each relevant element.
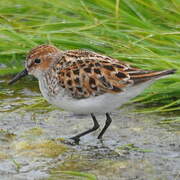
[56,50,133,98]
[56,50,170,98]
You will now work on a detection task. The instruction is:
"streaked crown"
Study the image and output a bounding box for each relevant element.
[27,44,59,60]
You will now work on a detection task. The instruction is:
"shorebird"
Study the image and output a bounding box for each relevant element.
[9,45,176,143]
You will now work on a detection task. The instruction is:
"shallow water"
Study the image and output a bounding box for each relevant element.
[0,76,180,180]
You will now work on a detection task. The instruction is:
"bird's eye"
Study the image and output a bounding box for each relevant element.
[34,58,41,64]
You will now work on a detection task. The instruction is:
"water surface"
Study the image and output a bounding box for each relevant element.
[0,77,179,180]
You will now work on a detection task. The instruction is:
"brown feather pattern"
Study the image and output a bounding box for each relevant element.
[25,46,175,99]
[46,49,174,99]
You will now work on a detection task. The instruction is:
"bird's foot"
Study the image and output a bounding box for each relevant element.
[69,136,80,145]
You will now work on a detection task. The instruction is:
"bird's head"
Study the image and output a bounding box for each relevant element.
[8,44,60,84]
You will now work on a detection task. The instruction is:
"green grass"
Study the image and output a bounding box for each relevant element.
[0,0,179,111]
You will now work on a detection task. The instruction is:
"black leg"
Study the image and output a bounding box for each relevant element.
[97,113,112,139]
[70,113,100,143]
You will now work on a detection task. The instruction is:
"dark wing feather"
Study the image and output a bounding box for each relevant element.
[56,50,174,98]
[57,50,132,98]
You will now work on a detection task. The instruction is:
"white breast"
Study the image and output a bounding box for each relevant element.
[39,77,157,114]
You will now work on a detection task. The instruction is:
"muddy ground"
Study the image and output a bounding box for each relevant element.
[0,77,180,180]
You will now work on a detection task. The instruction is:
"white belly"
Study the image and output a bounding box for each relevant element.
[39,78,156,114]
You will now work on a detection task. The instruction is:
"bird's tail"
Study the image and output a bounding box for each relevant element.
[128,69,176,84]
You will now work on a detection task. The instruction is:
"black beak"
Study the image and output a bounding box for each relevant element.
[8,69,28,85]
